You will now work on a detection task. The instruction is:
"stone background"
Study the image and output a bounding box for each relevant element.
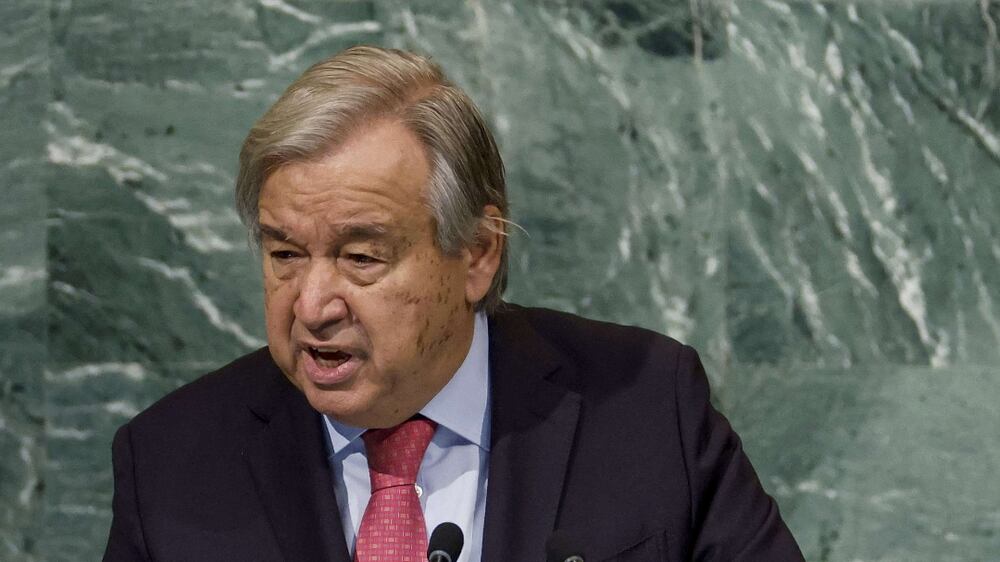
[2,0,999,560]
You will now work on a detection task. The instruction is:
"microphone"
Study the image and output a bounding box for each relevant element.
[427,522,464,562]
[546,529,585,562]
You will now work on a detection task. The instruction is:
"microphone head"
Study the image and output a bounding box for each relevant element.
[546,529,586,562]
[427,522,464,562]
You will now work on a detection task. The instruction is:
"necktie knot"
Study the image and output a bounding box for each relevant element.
[362,416,437,491]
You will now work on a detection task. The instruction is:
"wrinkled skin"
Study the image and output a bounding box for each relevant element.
[258,119,502,428]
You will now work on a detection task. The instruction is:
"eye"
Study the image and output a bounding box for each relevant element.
[346,253,377,265]
[270,250,299,261]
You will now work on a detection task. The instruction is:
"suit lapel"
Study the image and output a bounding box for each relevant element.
[482,307,582,562]
[243,369,352,562]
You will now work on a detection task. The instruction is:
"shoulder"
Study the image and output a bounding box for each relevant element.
[490,303,695,394]
[121,347,284,444]
[490,304,704,406]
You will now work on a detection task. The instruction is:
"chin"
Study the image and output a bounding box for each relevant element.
[299,383,378,427]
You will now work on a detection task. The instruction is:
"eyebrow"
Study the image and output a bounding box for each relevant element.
[332,222,391,241]
[258,222,394,245]
[259,224,292,242]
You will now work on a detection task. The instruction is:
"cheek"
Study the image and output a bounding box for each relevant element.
[263,283,275,313]
[412,273,466,354]
[368,284,448,355]
[420,316,456,356]
[358,249,467,353]
[263,282,296,334]
[262,269,280,305]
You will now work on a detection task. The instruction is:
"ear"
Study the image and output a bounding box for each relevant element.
[464,205,505,305]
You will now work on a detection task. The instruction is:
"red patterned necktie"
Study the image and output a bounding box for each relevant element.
[355,417,437,562]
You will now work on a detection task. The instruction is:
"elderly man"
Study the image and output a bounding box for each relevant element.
[104,46,803,562]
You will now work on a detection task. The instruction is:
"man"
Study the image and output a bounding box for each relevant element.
[104,46,804,561]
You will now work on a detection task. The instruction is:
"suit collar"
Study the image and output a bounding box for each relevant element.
[243,354,352,562]
[482,304,582,562]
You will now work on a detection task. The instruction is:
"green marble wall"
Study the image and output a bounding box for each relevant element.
[2,0,998,560]
[1,0,49,557]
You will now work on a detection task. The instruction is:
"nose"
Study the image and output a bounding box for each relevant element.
[293,259,349,336]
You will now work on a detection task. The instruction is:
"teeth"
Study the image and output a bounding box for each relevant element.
[311,346,343,353]
[309,346,350,368]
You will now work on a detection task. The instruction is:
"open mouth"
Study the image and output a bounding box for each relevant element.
[308,347,352,368]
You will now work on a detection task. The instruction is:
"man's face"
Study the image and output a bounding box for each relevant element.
[258,119,490,428]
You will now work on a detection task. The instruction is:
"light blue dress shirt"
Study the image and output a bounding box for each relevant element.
[322,312,491,562]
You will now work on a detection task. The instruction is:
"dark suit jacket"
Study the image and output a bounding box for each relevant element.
[104,304,803,561]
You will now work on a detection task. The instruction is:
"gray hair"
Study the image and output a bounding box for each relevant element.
[235,46,508,312]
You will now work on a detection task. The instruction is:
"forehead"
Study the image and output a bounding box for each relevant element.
[258,119,433,237]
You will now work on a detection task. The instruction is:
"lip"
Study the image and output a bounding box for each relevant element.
[300,347,363,387]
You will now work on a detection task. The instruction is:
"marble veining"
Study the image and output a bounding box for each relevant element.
[0,1,997,560]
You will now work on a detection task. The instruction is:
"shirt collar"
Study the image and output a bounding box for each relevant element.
[323,311,491,454]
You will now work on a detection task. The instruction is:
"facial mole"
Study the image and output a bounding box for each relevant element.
[395,290,422,305]
[425,327,454,353]
[416,317,433,353]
